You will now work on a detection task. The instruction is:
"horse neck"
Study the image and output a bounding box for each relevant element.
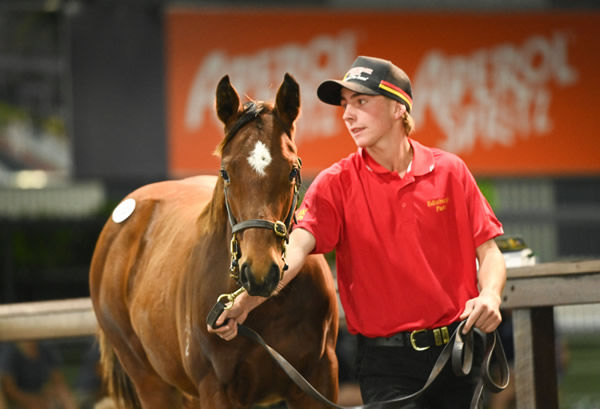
[200,180,230,240]
[190,181,236,298]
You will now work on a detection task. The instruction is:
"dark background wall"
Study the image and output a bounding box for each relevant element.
[69,1,167,197]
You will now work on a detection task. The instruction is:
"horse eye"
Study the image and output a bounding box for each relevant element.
[220,169,230,182]
[289,168,297,182]
[289,167,301,186]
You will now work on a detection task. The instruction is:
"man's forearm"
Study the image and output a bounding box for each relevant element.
[477,239,506,301]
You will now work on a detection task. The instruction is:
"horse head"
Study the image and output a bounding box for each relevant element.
[215,74,302,297]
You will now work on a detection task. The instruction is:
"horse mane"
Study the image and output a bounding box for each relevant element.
[198,177,228,233]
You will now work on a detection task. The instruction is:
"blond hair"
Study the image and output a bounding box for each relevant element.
[402,111,415,135]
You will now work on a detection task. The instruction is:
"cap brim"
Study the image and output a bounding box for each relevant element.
[317,80,378,106]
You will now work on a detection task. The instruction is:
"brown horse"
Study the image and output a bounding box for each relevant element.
[89,74,339,409]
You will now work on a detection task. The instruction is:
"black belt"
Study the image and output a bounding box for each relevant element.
[361,322,461,351]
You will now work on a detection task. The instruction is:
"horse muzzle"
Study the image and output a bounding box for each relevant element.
[239,261,281,297]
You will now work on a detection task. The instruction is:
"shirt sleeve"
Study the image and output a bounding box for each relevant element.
[295,167,343,254]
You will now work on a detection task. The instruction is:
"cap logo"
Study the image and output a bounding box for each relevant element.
[343,66,373,82]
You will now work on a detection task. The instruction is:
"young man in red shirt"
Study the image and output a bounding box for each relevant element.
[209,56,506,408]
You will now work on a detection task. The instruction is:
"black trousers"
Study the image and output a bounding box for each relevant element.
[356,335,481,409]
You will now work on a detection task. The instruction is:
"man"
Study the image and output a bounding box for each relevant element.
[209,56,506,408]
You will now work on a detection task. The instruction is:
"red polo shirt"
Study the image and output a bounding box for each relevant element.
[295,139,503,337]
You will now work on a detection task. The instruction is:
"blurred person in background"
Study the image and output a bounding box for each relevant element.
[0,341,79,409]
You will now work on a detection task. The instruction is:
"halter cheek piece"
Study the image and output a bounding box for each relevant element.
[220,102,302,285]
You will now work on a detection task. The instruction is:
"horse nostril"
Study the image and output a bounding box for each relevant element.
[267,263,280,285]
[240,263,251,289]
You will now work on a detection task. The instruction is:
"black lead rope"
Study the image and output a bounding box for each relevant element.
[207,303,509,409]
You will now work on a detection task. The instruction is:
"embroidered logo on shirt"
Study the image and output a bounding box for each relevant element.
[296,208,308,220]
[427,197,450,212]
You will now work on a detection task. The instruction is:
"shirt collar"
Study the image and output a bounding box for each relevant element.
[359,138,435,176]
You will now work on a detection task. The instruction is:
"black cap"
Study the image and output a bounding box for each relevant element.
[317,56,413,112]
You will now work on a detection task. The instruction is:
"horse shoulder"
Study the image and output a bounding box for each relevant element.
[120,177,218,326]
[301,254,338,315]
[91,176,222,395]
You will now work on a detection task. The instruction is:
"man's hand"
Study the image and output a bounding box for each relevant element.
[459,289,502,334]
[206,295,251,341]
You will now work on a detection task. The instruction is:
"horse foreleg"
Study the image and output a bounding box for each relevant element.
[128,370,184,409]
[285,349,339,409]
[196,374,237,409]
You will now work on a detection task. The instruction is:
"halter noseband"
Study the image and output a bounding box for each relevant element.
[220,102,302,284]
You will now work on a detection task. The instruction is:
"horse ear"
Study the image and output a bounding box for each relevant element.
[216,75,240,124]
[274,73,300,130]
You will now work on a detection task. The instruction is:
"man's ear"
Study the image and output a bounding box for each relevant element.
[394,101,407,119]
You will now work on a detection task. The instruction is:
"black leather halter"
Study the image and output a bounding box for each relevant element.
[220,102,302,282]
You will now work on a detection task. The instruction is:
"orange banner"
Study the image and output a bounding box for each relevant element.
[166,10,600,177]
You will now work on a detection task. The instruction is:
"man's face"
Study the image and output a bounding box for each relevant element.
[339,88,398,149]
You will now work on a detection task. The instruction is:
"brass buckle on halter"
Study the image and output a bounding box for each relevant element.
[216,287,246,310]
[230,235,239,257]
[410,329,431,351]
[273,221,288,238]
[229,236,241,280]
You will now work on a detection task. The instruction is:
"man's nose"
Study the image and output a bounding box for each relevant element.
[342,104,354,122]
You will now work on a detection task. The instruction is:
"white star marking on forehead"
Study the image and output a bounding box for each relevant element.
[247,141,272,176]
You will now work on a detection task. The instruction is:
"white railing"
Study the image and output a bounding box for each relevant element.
[0,297,96,341]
